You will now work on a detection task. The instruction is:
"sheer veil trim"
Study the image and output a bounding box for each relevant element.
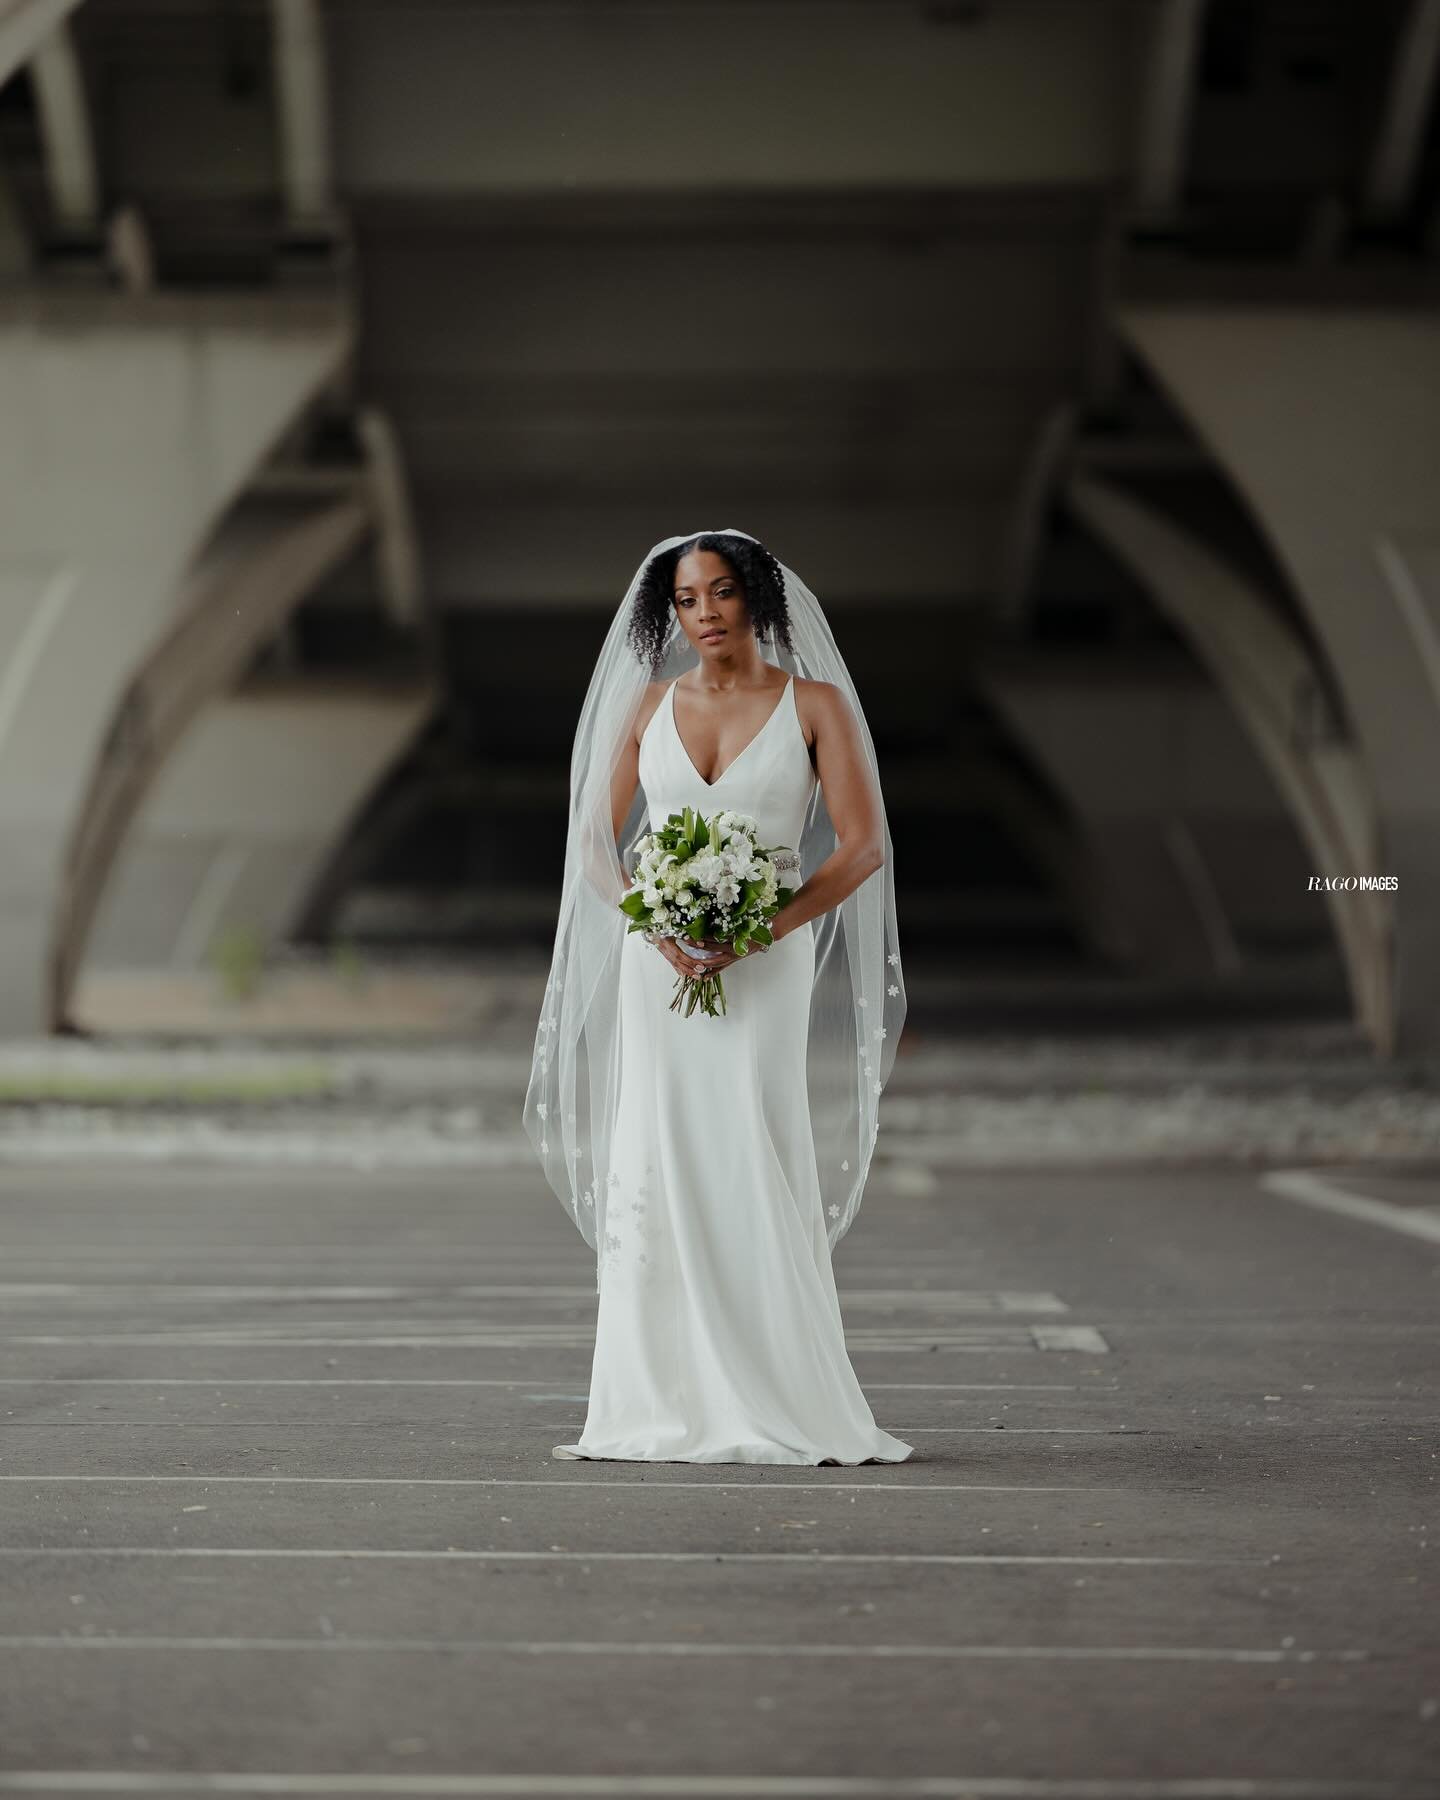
[521,529,906,1289]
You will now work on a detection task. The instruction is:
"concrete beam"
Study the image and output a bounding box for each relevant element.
[328,3,1133,194]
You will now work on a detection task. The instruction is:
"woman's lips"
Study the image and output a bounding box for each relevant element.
[699,629,726,641]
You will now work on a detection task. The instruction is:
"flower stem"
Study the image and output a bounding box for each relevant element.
[669,970,727,1017]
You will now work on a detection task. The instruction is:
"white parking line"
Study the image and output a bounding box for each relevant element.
[0,1424,1145,1436]
[0,1285,605,1301]
[0,1334,1055,1351]
[0,1773,1411,1796]
[1260,1167,1440,1244]
[0,1635,1367,1663]
[0,1286,1068,1312]
[0,1547,1256,1565]
[872,1384,1109,1391]
[0,1379,1100,1390]
[0,1475,1132,1492]
[1032,1326,1110,1353]
[847,1427,1143,1435]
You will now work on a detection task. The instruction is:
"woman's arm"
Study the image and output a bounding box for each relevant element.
[607,718,641,891]
[771,681,884,946]
[604,684,666,893]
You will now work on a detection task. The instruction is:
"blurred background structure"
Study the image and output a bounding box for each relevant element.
[4,12,1439,1792]
[1,0,1438,1054]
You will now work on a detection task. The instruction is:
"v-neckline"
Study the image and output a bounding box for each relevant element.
[668,673,793,789]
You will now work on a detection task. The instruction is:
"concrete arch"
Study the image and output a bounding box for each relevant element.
[83,677,436,980]
[49,494,368,1018]
[975,651,1327,984]
[961,761,1134,967]
[290,772,435,945]
[1068,471,1393,1050]
[1117,305,1440,1054]
[0,290,354,1033]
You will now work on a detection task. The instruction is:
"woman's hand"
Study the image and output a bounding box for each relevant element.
[683,936,743,976]
[649,933,710,981]
[649,930,771,979]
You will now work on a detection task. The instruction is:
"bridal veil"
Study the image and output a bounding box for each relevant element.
[521,528,907,1289]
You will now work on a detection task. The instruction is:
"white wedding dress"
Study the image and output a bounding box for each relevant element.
[554,672,914,1466]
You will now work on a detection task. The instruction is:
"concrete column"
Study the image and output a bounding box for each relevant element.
[0,0,80,88]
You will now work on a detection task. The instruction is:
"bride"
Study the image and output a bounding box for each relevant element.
[522,528,912,1466]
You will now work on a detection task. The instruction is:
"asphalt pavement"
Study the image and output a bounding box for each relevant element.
[0,1150,1435,1797]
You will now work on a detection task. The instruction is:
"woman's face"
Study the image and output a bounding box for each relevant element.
[672,549,749,653]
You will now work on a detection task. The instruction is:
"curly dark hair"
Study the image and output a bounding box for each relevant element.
[625,532,794,675]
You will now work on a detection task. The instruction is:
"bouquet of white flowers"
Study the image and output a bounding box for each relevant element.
[618,805,796,1017]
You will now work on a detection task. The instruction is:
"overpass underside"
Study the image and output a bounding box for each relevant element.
[0,0,1435,1052]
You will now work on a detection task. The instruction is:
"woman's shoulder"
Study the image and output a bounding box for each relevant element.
[633,678,673,739]
[791,675,847,724]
